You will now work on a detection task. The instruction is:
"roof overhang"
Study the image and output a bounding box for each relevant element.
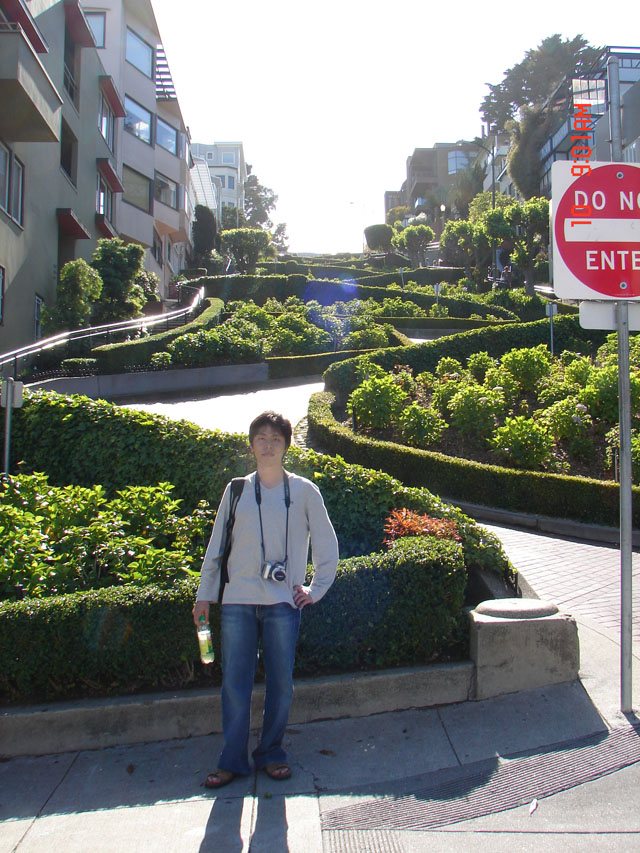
[97,158,124,193]
[57,208,91,239]
[99,75,126,117]
[63,0,95,48]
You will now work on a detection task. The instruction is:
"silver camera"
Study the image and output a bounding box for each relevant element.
[261,561,287,582]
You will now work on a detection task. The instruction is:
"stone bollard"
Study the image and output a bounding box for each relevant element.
[469,598,580,701]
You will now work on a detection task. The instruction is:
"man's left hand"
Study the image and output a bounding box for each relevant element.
[293,585,313,609]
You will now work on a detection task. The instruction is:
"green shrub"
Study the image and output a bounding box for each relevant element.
[167,323,264,366]
[398,404,448,448]
[60,358,98,374]
[467,351,496,383]
[449,384,505,441]
[150,352,172,369]
[578,365,640,428]
[500,344,553,393]
[435,357,464,377]
[490,416,555,469]
[347,375,406,430]
[343,326,390,350]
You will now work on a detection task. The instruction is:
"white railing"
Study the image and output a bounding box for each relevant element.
[0,287,205,378]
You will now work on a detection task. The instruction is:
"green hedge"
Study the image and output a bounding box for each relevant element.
[323,315,607,400]
[374,317,515,331]
[90,298,224,373]
[202,274,515,321]
[357,268,465,287]
[0,535,466,703]
[307,388,635,528]
[267,348,398,380]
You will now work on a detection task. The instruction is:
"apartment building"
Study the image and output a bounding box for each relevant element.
[191,141,246,223]
[0,0,193,355]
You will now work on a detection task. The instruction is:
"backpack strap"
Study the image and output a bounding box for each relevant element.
[218,478,245,604]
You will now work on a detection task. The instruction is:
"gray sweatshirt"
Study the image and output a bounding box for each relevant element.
[196,470,339,606]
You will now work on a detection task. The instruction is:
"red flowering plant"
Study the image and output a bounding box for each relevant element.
[382,508,461,549]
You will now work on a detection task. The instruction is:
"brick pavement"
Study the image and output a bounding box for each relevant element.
[482,524,640,645]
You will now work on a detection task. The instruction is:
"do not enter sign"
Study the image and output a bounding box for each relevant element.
[552,161,640,300]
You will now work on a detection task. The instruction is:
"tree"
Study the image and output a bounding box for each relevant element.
[221,206,249,231]
[447,161,485,220]
[271,223,289,253]
[192,204,217,264]
[386,205,410,227]
[506,105,555,198]
[244,171,277,229]
[220,228,271,273]
[468,191,515,223]
[364,224,394,253]
[480,34,600,131]
[91,238,146,322]
[43,258,102,332]
[392,224,435,267]
[504,197,550,293]
[440,220,489,276]
[135,269,160,303]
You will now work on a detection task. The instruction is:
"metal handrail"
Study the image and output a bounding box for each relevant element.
[0,287,205,378]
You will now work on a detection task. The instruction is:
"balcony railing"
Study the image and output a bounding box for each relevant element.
[63,61,78,108]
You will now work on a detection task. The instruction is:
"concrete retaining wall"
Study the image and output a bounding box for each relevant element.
[26,363,269,401]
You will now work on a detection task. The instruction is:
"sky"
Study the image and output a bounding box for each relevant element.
[151,0,629,255]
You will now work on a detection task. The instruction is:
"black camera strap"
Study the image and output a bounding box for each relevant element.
[255,472,290,567]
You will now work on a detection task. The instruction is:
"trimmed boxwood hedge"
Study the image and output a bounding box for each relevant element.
[323,315,608,401]
[90,298,224,373]
[0,535,467,703]
[373,317,515,331]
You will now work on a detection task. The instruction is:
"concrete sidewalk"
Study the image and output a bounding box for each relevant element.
[1,524,640,852]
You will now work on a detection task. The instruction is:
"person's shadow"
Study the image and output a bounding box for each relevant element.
[199,794,246,853]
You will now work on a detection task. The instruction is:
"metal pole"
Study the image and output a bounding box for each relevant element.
[3,377,14,475]
[549,314,554,356]
[617,302,633,712]
[609,52,632,713]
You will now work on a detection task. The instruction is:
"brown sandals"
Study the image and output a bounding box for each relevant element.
[264,762,291,781]
[204,768,235,789]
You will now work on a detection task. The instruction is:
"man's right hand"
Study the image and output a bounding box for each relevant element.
[192,600,210,626]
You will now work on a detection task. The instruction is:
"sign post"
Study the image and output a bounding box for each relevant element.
[552,159,639,713]
[545,302,558,354]
[1,378,24,476]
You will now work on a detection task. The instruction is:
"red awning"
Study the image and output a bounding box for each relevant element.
[97,158,124,193]
[95,213,117,237]
[63,0,95,48]
[57,208,90,239]
[0,0,48,52]
[99,76,126,118]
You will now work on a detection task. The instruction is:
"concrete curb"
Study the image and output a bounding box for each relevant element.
[0,662,474,758]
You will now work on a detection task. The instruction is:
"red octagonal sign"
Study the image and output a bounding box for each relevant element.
[552,161,640,300]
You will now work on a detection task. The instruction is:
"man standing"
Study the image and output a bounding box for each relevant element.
[193,411,339,788]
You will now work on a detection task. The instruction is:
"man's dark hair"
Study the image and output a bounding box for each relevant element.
[249,411,292,449]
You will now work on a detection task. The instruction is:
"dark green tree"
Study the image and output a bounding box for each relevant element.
[244,170,277,229]
[392,224,435,267]
[43,258,103,332]
[386,205,411,227]
[192,204,217,264]
[364,224,394,253]
[271,223,289,253]
[506,105,555,198]
[91,238,145,322]
[447,161,486,220]
[221,228,271,273]
[221,206,249,230]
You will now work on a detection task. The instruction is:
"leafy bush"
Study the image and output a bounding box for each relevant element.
[578,365,640,429]
[150,351,172,369]
[535,397,592,441]
[167,323,265,366]
[500,344,553,393]
[448,384,505,441]
[382,509,461,546]
[347,375,406,429]
[60,358,98,375]
[343,326,391,350]
[435,356,464,377]
[467,351,496,383]
[0,474,213,600]
[398,403,448,448]
[490,416,554,469]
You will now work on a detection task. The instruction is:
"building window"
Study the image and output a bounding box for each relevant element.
[34,294,44,340]
[85,11,105,47]
[124,96,152,144]
[152,229,163,266]
[60,120,78,185]
[0,265,5,325]
[156,117,178,155]
[0,143,9,213]
[96,173,113,221]
[227,175,235,190]
[98,92,115,149]
[11,157,23,225]
[0,143,24,225]
[206,152,213,160]
[216,174,225,188]
[126,28,153,77]
[448,150,470,175]
[155,172,177,208]
[222,152,235,165]
[122,164,152,212]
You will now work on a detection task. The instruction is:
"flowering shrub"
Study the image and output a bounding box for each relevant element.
[605,426,640,484]
[343,325,390,351]
[563,355,592,387]
[483,365,520,406]
[467,351,496,383]
[167,323,264,366]
[398,403,447,448]
[429,303,449,317]
[535,397,592,440]
[500,344,553,393]
[448,384,505,441]
[578,365,640,428]
[347,375,406,430]
[435,356,464,377]
[150,351,172,370]
[490,415,555,469]
[382,508,461,548]
[431,372,469,417]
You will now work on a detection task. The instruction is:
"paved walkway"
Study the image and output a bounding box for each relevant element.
[2,524,639,852]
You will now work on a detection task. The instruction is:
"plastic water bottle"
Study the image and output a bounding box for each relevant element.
[197,615,214,664]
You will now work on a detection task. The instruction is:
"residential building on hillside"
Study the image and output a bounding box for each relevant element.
[191,141,246,223]
[539,46,640,195]
[0,0,193,355]
[190,157,219,213]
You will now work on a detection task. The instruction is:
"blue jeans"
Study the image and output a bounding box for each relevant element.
[218,603,301,775]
